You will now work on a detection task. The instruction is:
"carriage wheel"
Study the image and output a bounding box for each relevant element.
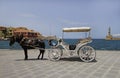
[78,46,96,62]
[48,48,62,61]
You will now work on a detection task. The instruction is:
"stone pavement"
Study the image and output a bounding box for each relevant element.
[0,49,120,78]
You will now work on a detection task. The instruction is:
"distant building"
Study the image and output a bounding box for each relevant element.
[0,26,7,39]
[0,26,6,31]
[106,27,120,40]
[6,27,14,37]
[0,26,43,39]
[13,27,42,38]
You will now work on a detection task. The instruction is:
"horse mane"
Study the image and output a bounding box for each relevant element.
[15,34,24,43]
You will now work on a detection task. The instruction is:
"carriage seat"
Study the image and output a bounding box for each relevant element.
[69,45,76,50]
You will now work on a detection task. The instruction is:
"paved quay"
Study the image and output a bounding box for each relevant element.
[0,49,120,78]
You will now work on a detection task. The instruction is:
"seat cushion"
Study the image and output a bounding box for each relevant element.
[69,45,76,50]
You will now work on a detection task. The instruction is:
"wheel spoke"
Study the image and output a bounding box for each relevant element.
[48,48,62,61]
[79,46,96,62]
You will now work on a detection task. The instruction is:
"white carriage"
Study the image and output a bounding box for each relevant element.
[48,27,96,62]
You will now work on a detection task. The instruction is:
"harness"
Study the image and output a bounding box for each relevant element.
[20,37,45,50]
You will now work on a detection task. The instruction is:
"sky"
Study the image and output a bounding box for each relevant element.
[0,0,120,39]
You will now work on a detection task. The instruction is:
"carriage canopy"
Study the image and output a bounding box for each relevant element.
[63,27,91,32]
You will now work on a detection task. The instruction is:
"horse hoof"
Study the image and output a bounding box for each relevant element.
[24,58,28,60]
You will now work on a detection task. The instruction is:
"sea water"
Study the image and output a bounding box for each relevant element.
[0,39,120,50]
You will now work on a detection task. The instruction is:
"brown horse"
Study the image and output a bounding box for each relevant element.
[9,34,45,60]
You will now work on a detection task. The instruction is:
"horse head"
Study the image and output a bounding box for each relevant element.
[9,36,16,46]
[9,34,24,46]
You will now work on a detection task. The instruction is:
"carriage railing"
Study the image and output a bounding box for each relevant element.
[77,37,92,44]
[76,38,92,52]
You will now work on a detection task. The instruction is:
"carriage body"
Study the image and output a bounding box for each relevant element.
[48,27,96,62]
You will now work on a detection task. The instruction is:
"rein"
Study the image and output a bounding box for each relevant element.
[12,35,45,50]
[23,44,45,50]
[19,37,26,44]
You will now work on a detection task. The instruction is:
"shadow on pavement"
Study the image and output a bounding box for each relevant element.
[60,57,97,62]
[15,58,48,61]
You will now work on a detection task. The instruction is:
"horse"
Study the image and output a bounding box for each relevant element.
[9,34,45,60]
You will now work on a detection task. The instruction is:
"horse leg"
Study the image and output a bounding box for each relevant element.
[37,50,41,59]
[41,51,45,60]
[40,50,45,60]
[23,48,28,60]
[38,50,44,60]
